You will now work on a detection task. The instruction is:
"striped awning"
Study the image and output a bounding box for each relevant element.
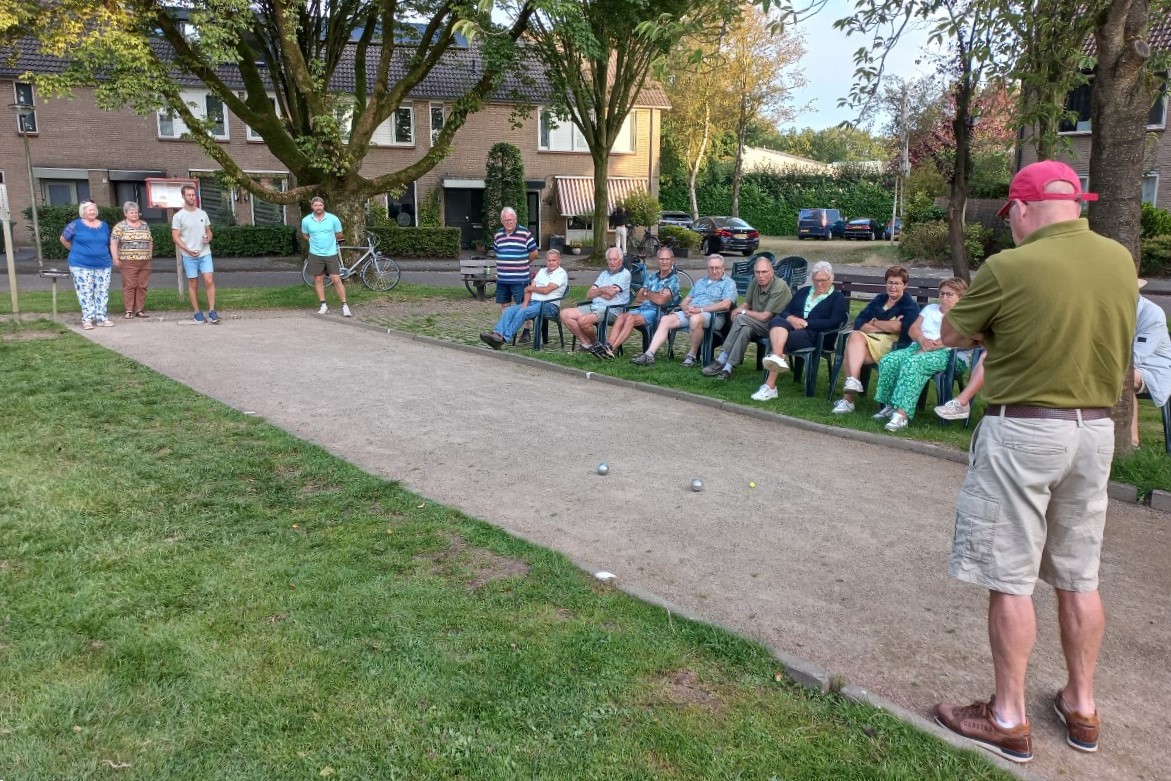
[555,176,649,218]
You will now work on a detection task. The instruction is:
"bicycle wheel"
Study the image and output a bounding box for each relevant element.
[302,259,333,288]
[675,269,694,290]
[360,253,402,291]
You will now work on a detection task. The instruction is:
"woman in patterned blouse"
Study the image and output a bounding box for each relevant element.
[110,201,155,318]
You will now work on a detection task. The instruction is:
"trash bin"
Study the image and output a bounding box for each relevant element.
[549,234,566,252]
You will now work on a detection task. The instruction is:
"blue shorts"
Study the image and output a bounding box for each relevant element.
[182,254,214,278]
[671,311,712,331]
[634,304,661,330]
[495,281,526,305]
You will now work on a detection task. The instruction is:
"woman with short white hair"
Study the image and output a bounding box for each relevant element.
[59,200,114,329]
[110,201,155,318]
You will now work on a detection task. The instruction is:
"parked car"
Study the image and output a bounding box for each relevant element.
[659,210,694,229]
[884,217,903,241]
[690,216,761,256]
[797,208,845,240]
[843,217,884,241]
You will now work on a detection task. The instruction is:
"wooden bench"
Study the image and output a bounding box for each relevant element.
[833,272,938,306]
[460,257,496,300]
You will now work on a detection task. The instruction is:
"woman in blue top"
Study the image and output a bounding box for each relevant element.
[831,264,921,415]
[60,200,114,329]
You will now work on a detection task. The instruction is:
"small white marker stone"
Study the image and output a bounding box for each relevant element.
[595,571,617,582]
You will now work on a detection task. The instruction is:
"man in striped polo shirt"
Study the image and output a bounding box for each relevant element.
[492,206,539,312]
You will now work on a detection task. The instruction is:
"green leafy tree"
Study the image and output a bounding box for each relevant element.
[721,7,806,217]
[837,0,1012,280]
[529,0,736,255]
[28,0,538,242]
[482,142,527,241]
[769,125,893,163]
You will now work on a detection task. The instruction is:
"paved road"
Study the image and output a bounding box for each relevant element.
[80,311,1170,781]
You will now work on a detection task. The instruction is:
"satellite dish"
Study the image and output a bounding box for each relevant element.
[396,212,412,227]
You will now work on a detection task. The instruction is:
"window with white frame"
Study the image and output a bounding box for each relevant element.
[1143,174,1159,206]
[245,94,279,141]
[1060,72,1168,133]
[370,104,414,146]
[430,102,445,145]
[158,90,230,140]
[14,82,37,134]
[538,107,635,153]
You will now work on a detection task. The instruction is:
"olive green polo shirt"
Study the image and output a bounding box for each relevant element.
[944,218,1137,408]
[746,276,793,316]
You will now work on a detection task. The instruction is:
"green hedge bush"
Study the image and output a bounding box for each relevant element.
[367,226,460,258]
[27,204,297,259]
[1140,235,1171,276]
[659,224,701,249]
[899,220,989,265]
[659,170,893,236]
[1141,203,1171,240]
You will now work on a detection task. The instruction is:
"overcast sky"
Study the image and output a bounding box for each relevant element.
[778,0,935,131]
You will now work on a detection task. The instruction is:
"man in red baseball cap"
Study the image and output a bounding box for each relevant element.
[933,159,1136,763]
[995,159,1099,216]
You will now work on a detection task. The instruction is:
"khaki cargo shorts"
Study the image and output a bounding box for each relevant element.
[948,413,1114,596]
[864,332,898,363]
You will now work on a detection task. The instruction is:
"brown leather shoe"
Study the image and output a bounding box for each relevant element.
[1054,690,1099,752]
[933,698,1033,763]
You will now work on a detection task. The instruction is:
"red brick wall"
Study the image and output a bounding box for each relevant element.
[0,80,661,248]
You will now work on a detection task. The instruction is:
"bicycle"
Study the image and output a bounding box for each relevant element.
[301,232,402,292]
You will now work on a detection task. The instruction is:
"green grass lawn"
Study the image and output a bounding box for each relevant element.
[0,322,1016,780]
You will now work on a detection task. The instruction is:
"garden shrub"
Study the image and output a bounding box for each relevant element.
[1140,235,1171,276]
[622,190,662,229]
[483,142,526,241]
[659,224,700,249]
[417,187,442,228]
[368,226,460,258]
[899,220,989,265]
[1141,203,1171,239]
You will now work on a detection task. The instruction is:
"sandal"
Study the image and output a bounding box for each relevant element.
[82,321,94,330]
[135,311,151,318]
[124,311,135,319]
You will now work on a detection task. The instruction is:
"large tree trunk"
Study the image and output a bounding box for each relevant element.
[1091,0,1153,452]
[731,96,748,218]
[948,76,974,282]
[331,193,370,247]
[591,148,611,260]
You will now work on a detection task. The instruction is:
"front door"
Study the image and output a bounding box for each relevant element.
[444,188,485,249]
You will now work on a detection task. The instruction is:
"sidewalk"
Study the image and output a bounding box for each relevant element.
[80,310,1170,781]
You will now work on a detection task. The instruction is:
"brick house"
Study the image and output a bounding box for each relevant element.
[0,38,667,249]
[1018,22,1169,207]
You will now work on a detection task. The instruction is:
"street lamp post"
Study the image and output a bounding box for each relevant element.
[9,103,42,268]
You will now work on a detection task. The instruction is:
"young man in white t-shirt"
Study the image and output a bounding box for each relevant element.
[171,184,219,324]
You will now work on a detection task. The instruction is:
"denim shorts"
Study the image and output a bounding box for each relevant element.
[182,254,214,278]
[496,281,526,305]
[634,304,661,330]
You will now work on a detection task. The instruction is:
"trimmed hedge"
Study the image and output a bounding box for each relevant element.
[1141,203,1171,240]
[26,204,297,259]
[1141,235,1171,276]
[660,171,893,236]
[659,224,701,249]
[367,226,460,258]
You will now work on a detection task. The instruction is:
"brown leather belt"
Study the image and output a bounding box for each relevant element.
[985,404,1111,421]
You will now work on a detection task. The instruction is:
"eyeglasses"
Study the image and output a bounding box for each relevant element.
[707,265,723,270]
[754,270,771,275]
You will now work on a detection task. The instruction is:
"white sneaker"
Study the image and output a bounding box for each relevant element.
[751,384,778,402]
[762,353,789,373]
[342,303,352,318]
[831,399,855,415]
[884,411,909,432]
[844,377,864,393]
[317,303,329,315]
[934,399,971,420]
[872,404,895,420]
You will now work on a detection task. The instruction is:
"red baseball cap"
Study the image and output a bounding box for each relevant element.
[997,160,1098,218]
